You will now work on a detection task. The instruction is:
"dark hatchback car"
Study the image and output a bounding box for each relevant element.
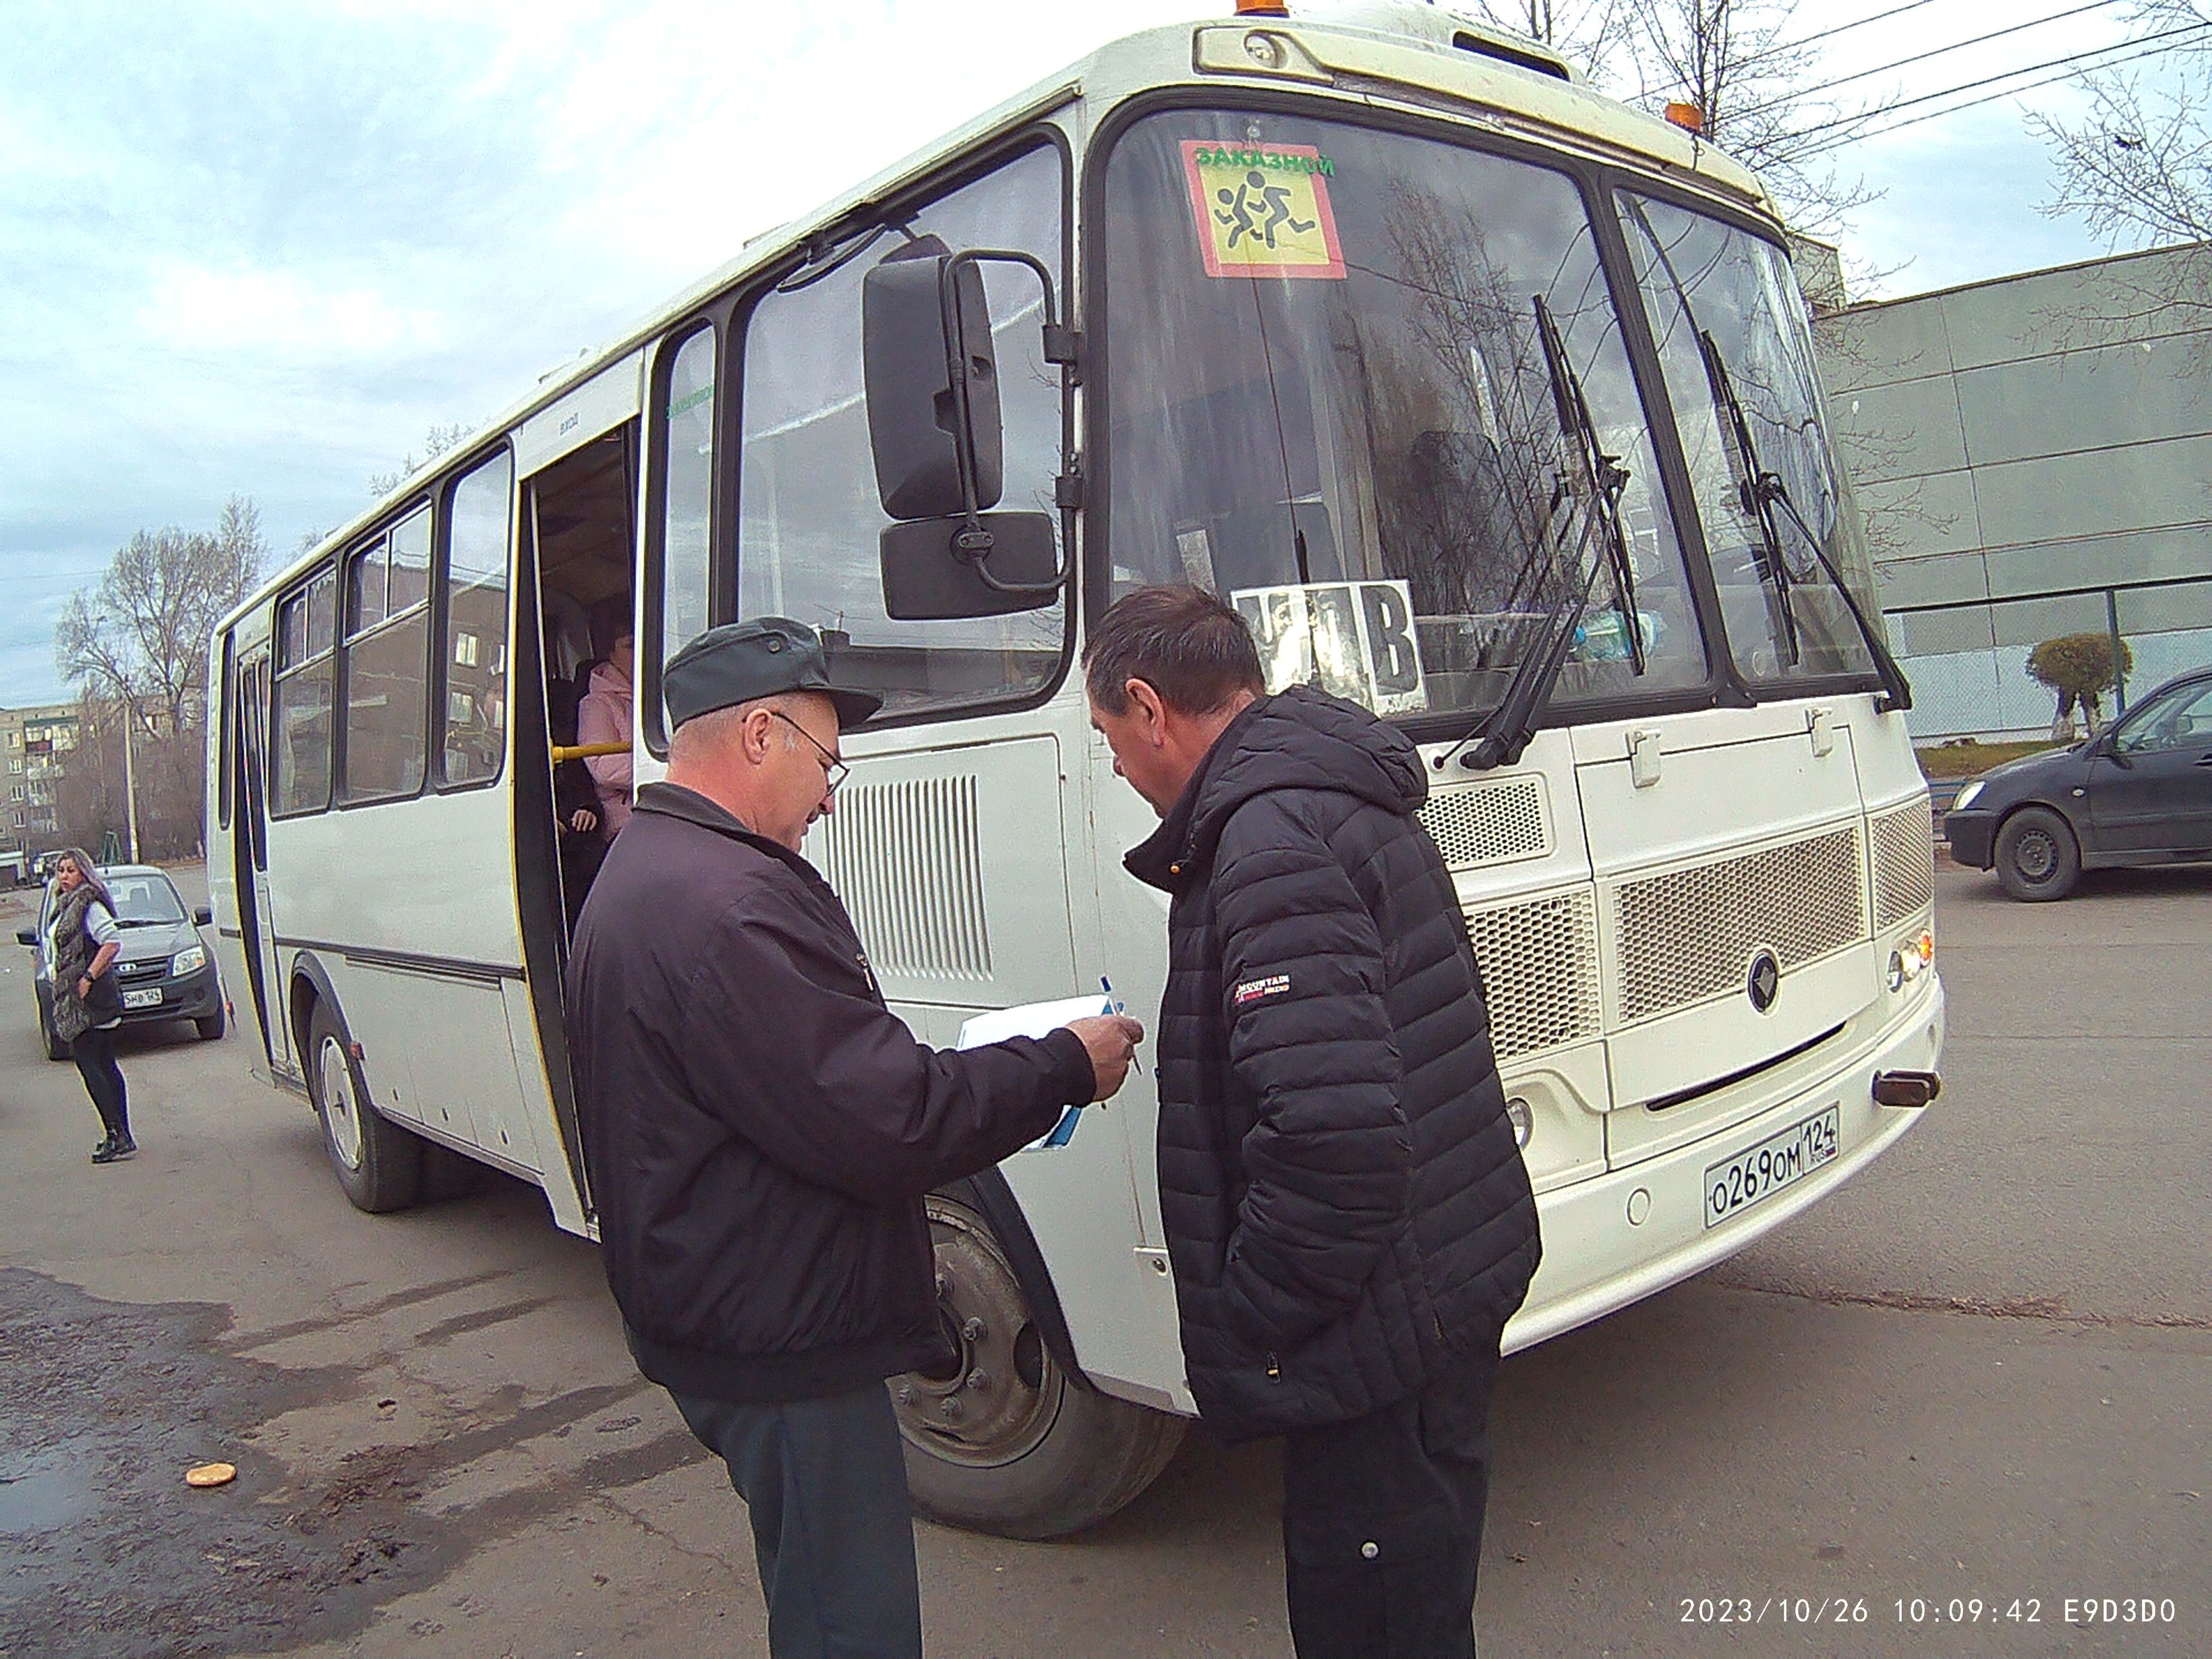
[1946,666,2212,901]
[16,864,225,1058]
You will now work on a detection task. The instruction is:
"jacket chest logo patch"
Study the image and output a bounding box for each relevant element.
[1232,973,1291,1008]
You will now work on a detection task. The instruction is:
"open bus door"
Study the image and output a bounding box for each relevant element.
[231,644,290,1076]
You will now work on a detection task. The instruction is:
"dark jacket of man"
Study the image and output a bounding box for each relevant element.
[566,781,1094,1404]
[1126,687,1541,1441]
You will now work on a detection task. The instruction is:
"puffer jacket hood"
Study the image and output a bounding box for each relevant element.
[1128,686,1427,894]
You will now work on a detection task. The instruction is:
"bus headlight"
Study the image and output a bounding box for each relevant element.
[172,945,206,977]
[1887,930,1933,993]
[1505,1096,1533,1149]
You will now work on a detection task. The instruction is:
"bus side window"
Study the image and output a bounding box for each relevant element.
[442,450,515,788]
[735,141,1067,720]
[271,566,337,815]
[342,506,431,803]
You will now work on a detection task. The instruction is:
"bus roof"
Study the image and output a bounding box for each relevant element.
[229,3,1776,628]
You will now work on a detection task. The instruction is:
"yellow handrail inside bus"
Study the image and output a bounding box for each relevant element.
[552,740,630,763]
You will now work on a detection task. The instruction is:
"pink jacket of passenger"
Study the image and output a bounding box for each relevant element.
[577,661,635,838]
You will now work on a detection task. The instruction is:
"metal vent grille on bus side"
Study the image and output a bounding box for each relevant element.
[1461,890,1601,1061]
[1418,778,1550,868]
[808,776,993,981]
[1614,825,1867,1026]
[1869,801,1936,928]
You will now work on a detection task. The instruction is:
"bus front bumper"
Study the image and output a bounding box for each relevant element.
[1503,974,1946,1355]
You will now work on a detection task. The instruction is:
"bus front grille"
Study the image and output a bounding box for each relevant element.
[1612,825,1867,1026]
[1418,777,1550,869]
[1869,800,1936,929]
[1461,888,1600,1061]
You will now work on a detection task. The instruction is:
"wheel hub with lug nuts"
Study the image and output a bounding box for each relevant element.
[890,1198,1061,1469]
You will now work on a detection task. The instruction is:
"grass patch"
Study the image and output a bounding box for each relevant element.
[1915,739,2060,779]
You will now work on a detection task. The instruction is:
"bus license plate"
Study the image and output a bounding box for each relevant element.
[1704,1107,1839,1229]
[122,988,163,1010]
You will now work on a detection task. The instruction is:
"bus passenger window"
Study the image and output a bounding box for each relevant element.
[342,506,430,803]
[271,566,337,815]
[442,450,515,786]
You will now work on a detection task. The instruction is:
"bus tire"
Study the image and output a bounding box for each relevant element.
[893,1194,1186,1540]
[305,999,421,1213]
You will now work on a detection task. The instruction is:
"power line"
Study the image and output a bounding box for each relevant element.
[1799,23,2212,155]
[1778,15,2212,144]
[1733,0,2131,120]
[1735,0,1951,72]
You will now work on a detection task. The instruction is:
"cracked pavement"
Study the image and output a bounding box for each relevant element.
[0,861,2203,1656]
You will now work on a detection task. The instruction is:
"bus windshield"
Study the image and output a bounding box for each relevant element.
[1102,109,1708,723]
[1616,192,1880,686]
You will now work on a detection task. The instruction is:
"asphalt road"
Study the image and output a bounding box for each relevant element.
[0,858,2203,1658]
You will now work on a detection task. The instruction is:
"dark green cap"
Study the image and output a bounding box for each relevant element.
[663,618,883,730]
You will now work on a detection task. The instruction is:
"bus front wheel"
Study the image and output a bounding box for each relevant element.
[306,1000,421,1213]
[892,1194,1186,1541]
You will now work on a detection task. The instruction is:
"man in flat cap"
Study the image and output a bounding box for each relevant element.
[566,617,1142,1659]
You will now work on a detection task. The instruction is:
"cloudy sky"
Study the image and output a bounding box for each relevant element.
[0,0,2184,704]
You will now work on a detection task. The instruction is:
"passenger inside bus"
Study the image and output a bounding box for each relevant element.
[576,598,635,839]
[528,426,637,935]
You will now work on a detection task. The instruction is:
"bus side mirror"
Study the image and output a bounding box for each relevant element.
[881,512,1059,620]
[863,236,1002,521]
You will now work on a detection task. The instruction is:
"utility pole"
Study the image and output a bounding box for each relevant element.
[119,696,142,865]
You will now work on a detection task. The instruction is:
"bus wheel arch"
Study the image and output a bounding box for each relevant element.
[292,964,421,1214]
[893,1186,1186,1540]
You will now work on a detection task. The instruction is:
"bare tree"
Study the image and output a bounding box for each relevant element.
[55,498,266,734]
[53,497,268,859]
[2030,3,2212,339]
[1625,0,1892,236]
[368,421,475,498]
[2035,3,2212,245]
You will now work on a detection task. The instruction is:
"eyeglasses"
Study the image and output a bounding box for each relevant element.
[769,709,849,795]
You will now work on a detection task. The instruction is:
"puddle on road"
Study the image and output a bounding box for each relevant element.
[0,1269,458,1658]
[0,1434,101,1537]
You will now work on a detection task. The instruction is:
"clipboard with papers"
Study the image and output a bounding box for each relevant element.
[957,994,1114,1151]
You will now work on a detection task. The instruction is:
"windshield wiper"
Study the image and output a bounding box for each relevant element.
[1438,295,1643,774]
[1695,326,1801,667]
[1696,329,1913,714]
[1537,295,1646,678]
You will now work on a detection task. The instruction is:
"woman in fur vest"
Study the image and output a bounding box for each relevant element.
[47,848,134,1162]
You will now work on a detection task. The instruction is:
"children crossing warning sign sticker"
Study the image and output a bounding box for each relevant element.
[1181,140,1346,280]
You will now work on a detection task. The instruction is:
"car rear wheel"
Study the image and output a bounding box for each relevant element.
[1994,805,2082,902]
[307,999,421,1213]
[892,1194,1186,1540]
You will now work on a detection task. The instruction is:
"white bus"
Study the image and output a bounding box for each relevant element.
[208,2,1945,1539]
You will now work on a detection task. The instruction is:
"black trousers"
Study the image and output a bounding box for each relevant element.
[672,1383,921,1659]
[71,1023,129,1144]
[1280,1353,1499,1659]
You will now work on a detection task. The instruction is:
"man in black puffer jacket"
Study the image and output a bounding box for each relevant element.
[1086,587,1540,1659]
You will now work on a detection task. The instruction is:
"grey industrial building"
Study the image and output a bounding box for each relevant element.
[1817,241,2212,740]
